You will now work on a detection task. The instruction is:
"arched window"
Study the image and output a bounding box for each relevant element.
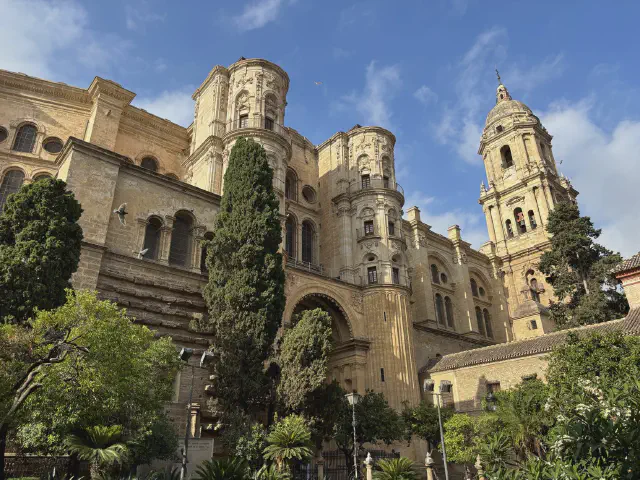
[169,212,194,267]
[435,294,445,325]
[0,170,25,210]
[470,278,479,297]
[142,216,163,260]
[505,219,514,238]
[514,208,526,233]
[285,169,297,200]
[528,210,537,229]
[12,124,37,153]
[32,173,52,182]
[444,296,454,328]
[301,220,314,264]
[530,278,540,302]
[285,216,296,258]
[431,264,440,284]
[476,307,485,336]
[500,145,514,168]
[140,157,158,172]
[200,232,214,273]
[483,309,493,338]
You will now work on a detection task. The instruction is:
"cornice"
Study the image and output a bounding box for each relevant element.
[183,135,224,169]
[222,127,292,160]
[346,125,396,146]
[285,126,316,151]
[413,321,495,347]
[316,131,348,151]
[0,69,90,104]
[227,58,290,92]
[192,65,229,100]
[121,106,190,145]
[88,77,136,104]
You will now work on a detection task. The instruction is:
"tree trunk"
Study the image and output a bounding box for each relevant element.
[0,424,8,480]
[67,452,81,479]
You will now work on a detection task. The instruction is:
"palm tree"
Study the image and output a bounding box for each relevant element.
[262,415,313,473]
[65,425,129,479]
[192,458,248,480]
[372,458,417,480]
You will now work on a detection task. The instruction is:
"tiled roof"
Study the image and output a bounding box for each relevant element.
[427,315,637,373]
[612,252,640,274]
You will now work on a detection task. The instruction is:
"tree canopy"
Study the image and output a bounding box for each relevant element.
[402,401,453,449]
[539,202,628,328]
[199,137,285,415]
[0,178,83,324]
[0,290,180,476]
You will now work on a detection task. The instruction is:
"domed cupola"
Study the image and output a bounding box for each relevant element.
[484,72,538,131]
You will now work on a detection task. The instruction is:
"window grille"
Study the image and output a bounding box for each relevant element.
[0,170,25,210]
[169,213,193,267]
[367,267,378,284]
[12,124,37,153]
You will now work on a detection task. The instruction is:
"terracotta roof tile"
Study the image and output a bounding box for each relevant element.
[612,252,640,274]
[427,317,631,373]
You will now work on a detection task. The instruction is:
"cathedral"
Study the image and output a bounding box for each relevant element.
[2,57,635,462]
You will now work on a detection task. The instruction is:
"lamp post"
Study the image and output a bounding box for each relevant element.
[424,380,453,480]
[178,348,215,480]
[345,392,361,480]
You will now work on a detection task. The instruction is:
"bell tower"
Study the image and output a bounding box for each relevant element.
[478,72,578,339]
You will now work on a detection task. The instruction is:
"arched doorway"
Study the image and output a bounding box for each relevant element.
[292,293,351,344]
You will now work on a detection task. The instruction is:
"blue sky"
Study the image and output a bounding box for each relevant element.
[2,0,639,256]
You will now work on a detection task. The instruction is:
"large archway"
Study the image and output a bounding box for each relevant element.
[291,293,352,345]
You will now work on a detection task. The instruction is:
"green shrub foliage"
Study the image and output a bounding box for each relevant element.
[199,138,285,414]
[0,178,83,324]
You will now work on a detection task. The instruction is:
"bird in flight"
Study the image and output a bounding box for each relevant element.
[113,203,128,225]
[137,248,149,259]
[314,81,322,85]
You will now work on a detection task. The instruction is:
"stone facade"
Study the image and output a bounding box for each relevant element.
[0,59,596,459]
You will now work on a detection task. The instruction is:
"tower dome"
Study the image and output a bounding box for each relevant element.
[485,84,537,129]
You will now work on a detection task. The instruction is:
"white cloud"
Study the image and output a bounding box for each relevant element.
[0,0,130,82]
[435,27,564,165]
[125,2,165,31]
[333,61,401,130]
[404,191,488,248]
[540,100,640,257]
[233,0,295,32]
[134,88,195,127]
[414,85,438,105]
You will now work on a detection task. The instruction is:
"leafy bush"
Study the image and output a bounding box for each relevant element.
[373,458,417,480]
[193,458,249,480]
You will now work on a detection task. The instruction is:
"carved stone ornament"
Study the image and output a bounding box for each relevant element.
[506,195,525,206]
[285,271,297,286]
[235,75,253,89]
[266,72,281,92]
[351,293,364,314]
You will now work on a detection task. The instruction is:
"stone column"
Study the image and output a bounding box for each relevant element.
[316,457,324,480]
[135,218,147,254]
[159,216,175,264]
[364,452,373,480]
[424,451,435,480]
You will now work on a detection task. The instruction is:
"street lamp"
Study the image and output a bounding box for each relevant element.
[178,348,215,480]
[344,392,361,480]
[423,379,453,480]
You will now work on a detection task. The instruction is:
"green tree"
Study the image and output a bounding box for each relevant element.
[373,458,417,480]
[65,425,129,479]
[277,308,333,412]
[492,379,552,459]
[402,401,453,449]
[334,391,406,474]
[198,137,285,415]
[538,202,628,328]
[0,291,180,479]
[0,178,83,324]
[442,413,501,467]
[193,458,249,480]
[263,414,313,474]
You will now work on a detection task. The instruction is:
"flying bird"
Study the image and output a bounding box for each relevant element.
[314,81,322,85]
[113,203,128,225]
[137,248,149,259]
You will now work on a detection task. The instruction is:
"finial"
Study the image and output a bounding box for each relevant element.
[364,452,373,466]
[495,68,502,85]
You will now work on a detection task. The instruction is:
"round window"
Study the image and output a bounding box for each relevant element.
[302,185,317,203]
[479,287,486,297]
[0,127,8,143]
[367,255,375,262]
[43,137,63,154]
[440,273,448,284]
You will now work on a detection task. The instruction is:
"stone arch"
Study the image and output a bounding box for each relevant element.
[467,266,493,294]
[359,206,375,219]
[284,285,361,339]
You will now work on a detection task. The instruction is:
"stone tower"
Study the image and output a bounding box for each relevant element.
[478,75,578,339]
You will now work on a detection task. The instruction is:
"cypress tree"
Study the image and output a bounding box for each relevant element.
[199,137,285,414]
[539,202,628,328]
[0,178,83,324]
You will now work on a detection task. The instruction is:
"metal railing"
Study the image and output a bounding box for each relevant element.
[347,177,404,196]
[224,115,289,137]
[356,227,380,240]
